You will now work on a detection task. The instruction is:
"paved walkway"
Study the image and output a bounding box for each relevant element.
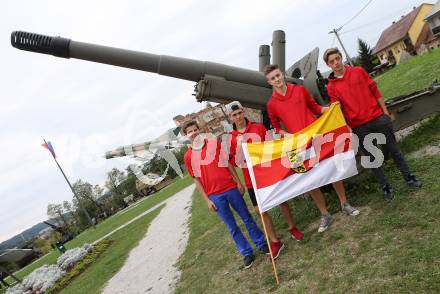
[102,184,194,294]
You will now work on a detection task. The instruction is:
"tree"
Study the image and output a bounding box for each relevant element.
[105,168,126,197]
[93,184,104,199]
[33,231,62,254]
[121,167,142,198]
[72,180,104,211]
[46,203,76,240]
[72,180,105,227]
[104,168,129,210]
[46,203,68,226]
[61,200,82,234]
[357,38,378,73]
[62,200,74,217]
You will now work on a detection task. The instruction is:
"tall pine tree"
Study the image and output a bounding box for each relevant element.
[357,38,378,73]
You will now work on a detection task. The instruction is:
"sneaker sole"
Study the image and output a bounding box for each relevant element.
[291,234,304,241]
[244,261,253,269]
[318,227,327,233]
[343,210,360,216]
[272,243,285,260]
[318,220,333,233]
[259,247,271,256]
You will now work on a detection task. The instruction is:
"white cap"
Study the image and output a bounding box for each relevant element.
[225,101,243,115]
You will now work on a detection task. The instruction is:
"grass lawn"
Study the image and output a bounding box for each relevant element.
[399,114,440,154]
[175,117,440,293]
[375,48,440,99]
[8,175,192,281]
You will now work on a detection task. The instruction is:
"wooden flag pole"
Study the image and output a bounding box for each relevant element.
[241,142,280,284]
[259,211,280,285]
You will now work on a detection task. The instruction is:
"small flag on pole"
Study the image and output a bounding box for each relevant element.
[242,103,358,212]
[42,140,57,158]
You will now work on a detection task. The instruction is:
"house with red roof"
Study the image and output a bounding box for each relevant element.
[373,3,434,64]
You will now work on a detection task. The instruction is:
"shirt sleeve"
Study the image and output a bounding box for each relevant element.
[327,83,339,103]
[360,67,382,100]
[267,101,282,133]
[183,152,195,178]
[302,86,323,115]
[228,134,238,165]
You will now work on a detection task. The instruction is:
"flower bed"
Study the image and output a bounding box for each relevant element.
[45,240,112,294]
[6,265,64,294]
[56,244,93,271]
[6,244,94,294]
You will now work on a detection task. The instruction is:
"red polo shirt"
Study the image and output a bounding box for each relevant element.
[230,121,268,188]
[267,83,323,133]
[184,139,237,196]
[327,66,383,128]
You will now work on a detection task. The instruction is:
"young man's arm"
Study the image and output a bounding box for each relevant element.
[267,102,288,135]
[377,97,391,116]
[184,150,217,212]
[192,177,217,211]
[228,163,245,195]
[326,83,339,104]
[360,67,391,116]
[303,86,325,115]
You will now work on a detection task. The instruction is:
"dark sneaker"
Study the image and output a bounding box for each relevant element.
[270,241,285,260]
[405,174,422,188]
[341,203,360,216]
[243,254,255,269]
[318,214,333,233]
[288,227,304,241]
[259,244,270,255]
[383,184,395,202]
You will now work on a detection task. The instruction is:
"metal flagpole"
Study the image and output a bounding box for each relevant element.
[43,139,95,229]
[259,211,280,285]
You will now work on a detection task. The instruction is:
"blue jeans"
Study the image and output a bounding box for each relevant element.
[209,188,266,257]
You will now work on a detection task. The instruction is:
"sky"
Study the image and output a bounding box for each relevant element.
[0,0,430,242]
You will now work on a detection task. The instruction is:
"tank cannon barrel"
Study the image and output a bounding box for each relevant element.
[11,31,300,91]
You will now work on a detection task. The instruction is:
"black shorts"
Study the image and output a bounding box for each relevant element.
[247,188,258,207]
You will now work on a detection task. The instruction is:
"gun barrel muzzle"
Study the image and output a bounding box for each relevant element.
[11,31,70,58]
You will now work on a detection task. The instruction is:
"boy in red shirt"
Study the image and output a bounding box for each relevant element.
[264,64,359,233]
[226,101,304,259]
[324,47,421,201]
[182,120,268,269]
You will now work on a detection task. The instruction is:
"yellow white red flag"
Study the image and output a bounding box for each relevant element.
[242,103,358,212]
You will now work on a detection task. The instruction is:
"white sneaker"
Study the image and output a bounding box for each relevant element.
[318,214,333,233]
[341,203,360,216]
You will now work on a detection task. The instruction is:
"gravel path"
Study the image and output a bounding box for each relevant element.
[102,184,194,294]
